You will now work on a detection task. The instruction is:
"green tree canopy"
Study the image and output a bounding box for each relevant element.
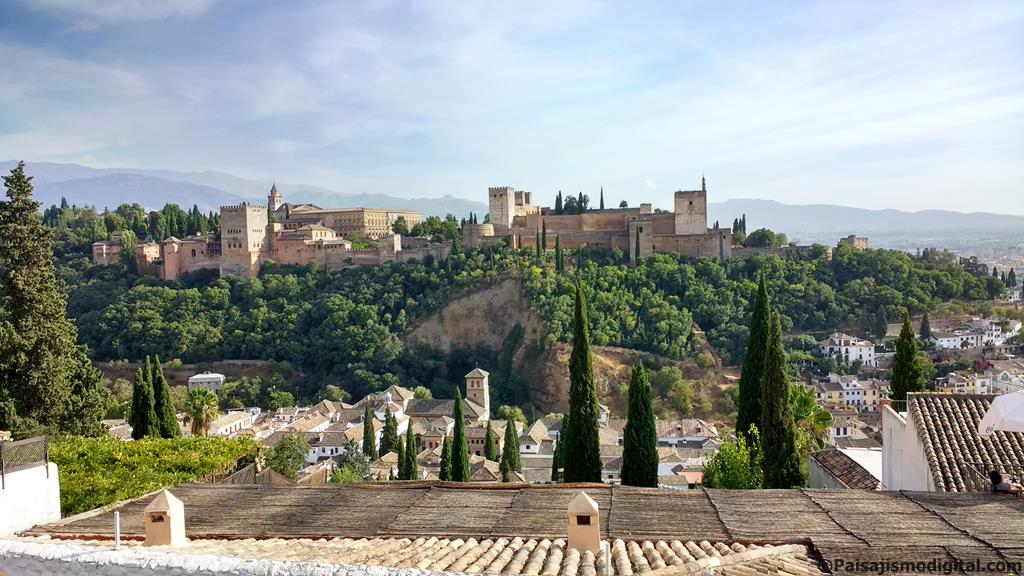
[484,420,498,461]
[267,434,310,480]
[891,314,925,402]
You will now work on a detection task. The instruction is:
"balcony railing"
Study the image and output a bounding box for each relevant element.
[0,435,49,489]
[963,461,1024,493]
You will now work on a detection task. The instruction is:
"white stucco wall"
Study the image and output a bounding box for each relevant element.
[0,462,60,536]
[0,538,467,576]
[881,406,935,491]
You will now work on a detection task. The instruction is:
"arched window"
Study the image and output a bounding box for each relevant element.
[191,249,196,257]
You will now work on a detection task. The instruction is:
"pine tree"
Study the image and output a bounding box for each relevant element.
[439,435,452,481]
[919,311,932,341]
[563,282,603,482]
[130,365,159,439]
[620,364,658,487]
[379,407,398,458]
[891,314,924,402]
[151,355,179,438]
[484,420,498,461]
[737,273,771,440]
[500,418,521,482]
[450,388,470,482]
[362,405,377,458]
[555,234,564,273]
[599,187,605,210]
[402,423,418,480]
[760,311,807,488]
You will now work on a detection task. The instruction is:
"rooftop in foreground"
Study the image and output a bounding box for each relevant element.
[19,482,1024,574]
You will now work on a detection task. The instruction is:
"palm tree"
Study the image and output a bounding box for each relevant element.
[184,388,220,437]
[789,384,832,456]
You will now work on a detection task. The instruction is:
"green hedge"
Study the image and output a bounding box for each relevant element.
[50,435,258,516]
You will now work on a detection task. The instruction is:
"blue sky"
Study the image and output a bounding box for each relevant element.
[0,0,1022,213]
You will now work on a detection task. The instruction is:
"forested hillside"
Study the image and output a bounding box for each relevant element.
[54,233,1004,406]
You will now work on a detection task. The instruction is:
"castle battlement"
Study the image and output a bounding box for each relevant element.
[220,204,266,214]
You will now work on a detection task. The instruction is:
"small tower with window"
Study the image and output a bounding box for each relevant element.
[464,367,491,419]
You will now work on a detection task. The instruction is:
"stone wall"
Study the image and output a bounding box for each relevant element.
[0,539,465,576]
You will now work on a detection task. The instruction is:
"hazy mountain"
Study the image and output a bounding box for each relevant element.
[1,161,487,216]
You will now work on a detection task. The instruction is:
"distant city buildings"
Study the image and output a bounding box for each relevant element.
[818,332,878,368]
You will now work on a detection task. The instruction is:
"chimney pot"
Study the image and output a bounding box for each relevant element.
[143,489,188,547]
[567,491,601,553]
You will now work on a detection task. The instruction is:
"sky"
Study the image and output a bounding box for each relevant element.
[0,0,1022,213]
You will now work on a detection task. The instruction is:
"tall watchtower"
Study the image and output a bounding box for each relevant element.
[268,183,283,212]
[673,177,708,236]
[464,367,491,418]
[488,187,516,233]
[219,203,268,278]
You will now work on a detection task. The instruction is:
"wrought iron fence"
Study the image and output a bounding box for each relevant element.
[963,461,1024,493]
[0,435,49,489]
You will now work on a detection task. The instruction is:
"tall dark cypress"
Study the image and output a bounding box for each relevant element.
[379,407,398,458]
[1009,268,1017,288]
[737,273,771,439]
[555,235,564,273]
[130,364,159,439]
[919,312,932,342]
[450,388,470,482]
[620,364,658,487]
[891,314,924,402]
[542,220,547,253]
[634,231,641,263]
[599,187,605,210]
[151,355,179,438]
[555,191,563,215]
[396,439,406,480]
[500,419,521,482]
[484,420,498,461]
[563,282,602,482]
[535,229,542,260]
[362,405,377,458]
[439,435,452,481]
[760,311,806,488]
[551,439,560,481]
[402,423,418,480]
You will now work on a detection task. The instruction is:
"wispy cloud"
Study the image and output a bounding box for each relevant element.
[18,0,218,27]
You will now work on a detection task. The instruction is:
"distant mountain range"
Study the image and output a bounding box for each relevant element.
[4,162,1021,246]
[708,198,1024,247]
[0,161,487,217]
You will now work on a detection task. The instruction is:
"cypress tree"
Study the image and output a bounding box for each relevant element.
[577,191,584,213]
[535,229,542,260]
[362,405,377,458]
[484,420,498,461]
[130,365,159,439]
[919,311,932,341]
[563,282,603,482]
[737,273,771,440]
[450,388,470,482]
[891,314,924,403]
[993,266,999,278]
[403,423,418,480]
[500,418,521,482]
[1009,268,1017,288]
[551,440,560,481]
[599,187,605,210]
[542,220,547,253]
[439,435,452,481]
[379,407,398,458]
[151,355,179,438]
[634,230,641,263]
[396,439,406,480]
[555,191,563,215]
[760,311,807,488]
[555,235,564,273]
[0,162,104,437]
[620,364,658,487]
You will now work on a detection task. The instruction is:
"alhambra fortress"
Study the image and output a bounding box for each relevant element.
[93,179,842,279]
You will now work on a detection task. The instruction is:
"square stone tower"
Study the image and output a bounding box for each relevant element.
[673,177,708,236]
[219,203,268,278]
[464,367,491,418]
[488,187,516,233]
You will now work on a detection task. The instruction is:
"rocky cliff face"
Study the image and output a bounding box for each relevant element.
[404,275,545,354]
[404,276,725,420]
